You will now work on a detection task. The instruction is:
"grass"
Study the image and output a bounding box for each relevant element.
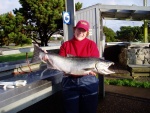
[2,44,32,49]
[105,78,150,88]
[0,44,33,62]
[0,52,33,62]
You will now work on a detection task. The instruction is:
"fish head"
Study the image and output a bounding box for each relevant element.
[95,60,115,75]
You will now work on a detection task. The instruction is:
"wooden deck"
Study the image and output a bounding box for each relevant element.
[128,64,150,78]
[107,63,150,79]
[108,63,131,78]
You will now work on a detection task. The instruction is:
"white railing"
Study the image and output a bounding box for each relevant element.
[0,46,60,56]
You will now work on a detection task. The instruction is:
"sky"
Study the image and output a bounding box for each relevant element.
[0,0,150,32]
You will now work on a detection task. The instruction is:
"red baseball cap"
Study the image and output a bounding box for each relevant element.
[75,20,90,31]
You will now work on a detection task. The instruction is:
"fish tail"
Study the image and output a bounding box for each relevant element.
[30,44,43,63]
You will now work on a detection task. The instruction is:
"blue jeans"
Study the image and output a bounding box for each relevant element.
[62,75,99,113]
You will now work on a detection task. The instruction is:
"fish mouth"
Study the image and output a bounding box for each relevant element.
[101,68,115,75]
[96,66,115,75]
[108,62,114,66]
[106,62,115,70]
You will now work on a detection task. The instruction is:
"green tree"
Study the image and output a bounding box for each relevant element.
[103,26,116,42]
[116,26,143,42]
[0,12,31,46]
[0,0,83,46]
[149,23,150,42]
[141,23,150,42]
[14,12,32,46]
[0,12,15,46]
[14,0,83,46]
[14,0,65,46]
[75,2,82,11]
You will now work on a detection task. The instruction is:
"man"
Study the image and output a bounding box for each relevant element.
[59,20,100,113]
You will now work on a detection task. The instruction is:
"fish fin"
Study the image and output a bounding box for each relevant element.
[46,59,55,68]
[41,59,47,64]
[69,71,91,75]
[83,68,95,71]
[67,54,75,57]
[40,68,48,78]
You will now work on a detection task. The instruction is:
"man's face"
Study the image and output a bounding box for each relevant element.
[74,28,88,41]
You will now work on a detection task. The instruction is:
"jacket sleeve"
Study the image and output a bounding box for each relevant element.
[90,42,100,58]
[59,43,66,57]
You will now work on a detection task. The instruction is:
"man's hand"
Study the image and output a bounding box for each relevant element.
[42,49,49,61]
[89,71,97,76]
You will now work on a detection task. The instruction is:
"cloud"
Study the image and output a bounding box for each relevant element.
[0,0,21,14]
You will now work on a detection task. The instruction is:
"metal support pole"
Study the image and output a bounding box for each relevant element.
[143,0,148,43]
[63,0,75,41]
[143,0,147,6]
[98,75,105,98]
[144,20,148,43]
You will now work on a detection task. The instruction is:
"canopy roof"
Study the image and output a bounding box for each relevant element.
[83,4,150,21]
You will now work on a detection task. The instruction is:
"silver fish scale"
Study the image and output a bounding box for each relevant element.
[32,44,115,75]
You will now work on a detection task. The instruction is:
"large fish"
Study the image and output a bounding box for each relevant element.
[33,44,115,76]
